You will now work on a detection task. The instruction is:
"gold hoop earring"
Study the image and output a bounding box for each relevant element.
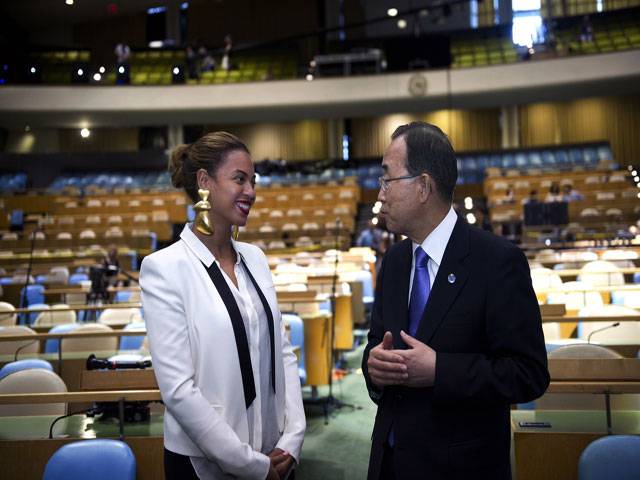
[194,188,214,236]
[233,225,240,241]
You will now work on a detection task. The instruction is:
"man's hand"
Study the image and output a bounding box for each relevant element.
[367,331,408,387]
[266,464,279,480]
[394,330,437,387]
[268,448,293,479]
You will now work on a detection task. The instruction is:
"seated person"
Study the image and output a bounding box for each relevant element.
[523,189,539,205]
[562,184,584,201]
[545,182,563,203]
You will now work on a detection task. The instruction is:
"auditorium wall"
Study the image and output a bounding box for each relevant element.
[519,94,640,166]
[205,120,329,162]
[350,109,502,157]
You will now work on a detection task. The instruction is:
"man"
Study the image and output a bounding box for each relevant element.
[362,122,549,480]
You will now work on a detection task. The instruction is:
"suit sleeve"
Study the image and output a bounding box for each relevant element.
[433,246,550,405]
[362,254,386,404]
[140,255,270,479]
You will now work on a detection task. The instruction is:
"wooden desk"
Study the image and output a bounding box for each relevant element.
[512,410,640,480]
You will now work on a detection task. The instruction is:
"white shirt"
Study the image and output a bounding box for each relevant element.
[408,207,458,304]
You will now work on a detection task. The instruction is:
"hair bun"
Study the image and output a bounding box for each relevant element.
[169,144,189,188]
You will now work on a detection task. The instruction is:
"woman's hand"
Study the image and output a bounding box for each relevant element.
[268,448,294,479]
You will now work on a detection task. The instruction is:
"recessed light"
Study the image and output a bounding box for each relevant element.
[397,19,407,29]
[66,0,74,5]
[387,8,398,17]
[80,128,91,138]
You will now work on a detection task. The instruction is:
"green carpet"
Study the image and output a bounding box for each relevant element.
[297,344,376,480]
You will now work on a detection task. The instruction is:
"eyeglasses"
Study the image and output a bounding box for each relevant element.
[378,174,420,192]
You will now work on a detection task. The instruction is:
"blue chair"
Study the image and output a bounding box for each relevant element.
[114,291,132,303]
[0,359,53,380]
[578,435,640,480]
[20,284,45,308]
[69,273,88,285]
[45,324,79,354]
[20,285,44,316]
[282,314,306,386]
[43,439,136,480]
[119,322,146,351]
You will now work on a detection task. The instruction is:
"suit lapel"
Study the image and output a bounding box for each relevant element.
[416,216,470,343]
[389,239,413,349]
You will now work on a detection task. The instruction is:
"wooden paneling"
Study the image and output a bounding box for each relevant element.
[206,120,329,161]
[519,95,640,167]
[351,109,501,158]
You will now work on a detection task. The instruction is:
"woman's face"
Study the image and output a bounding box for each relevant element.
[200,150,256,227]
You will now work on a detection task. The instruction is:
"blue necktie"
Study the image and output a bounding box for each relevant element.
[408,247,431,337]
[389,247,431,448]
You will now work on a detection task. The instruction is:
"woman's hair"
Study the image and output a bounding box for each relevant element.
[169,131,250,202]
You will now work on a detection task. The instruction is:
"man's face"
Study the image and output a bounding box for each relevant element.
[378,137,420,236]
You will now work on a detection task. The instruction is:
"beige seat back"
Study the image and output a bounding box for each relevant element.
[0,326,39,356]
[536,344,640,410]
[0,368,67,416]
[34,304,77,327]
[61,323,118,353]
[98,308,142,327]
[0,302,17,326]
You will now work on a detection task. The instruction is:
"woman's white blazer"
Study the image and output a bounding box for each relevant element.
[140,224,305,479]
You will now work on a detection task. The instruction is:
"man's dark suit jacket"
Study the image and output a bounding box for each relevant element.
[362,216,550,480]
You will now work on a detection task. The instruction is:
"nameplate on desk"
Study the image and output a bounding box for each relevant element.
[518,421,552,429]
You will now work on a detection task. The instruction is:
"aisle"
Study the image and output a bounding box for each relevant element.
[297,344,376,480]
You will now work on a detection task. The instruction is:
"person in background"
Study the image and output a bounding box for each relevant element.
[562,183,584,202]
[114,42,131,84]
[545,182,563,202]
[141,131,305,479]
[222,34,233,71]
[523,189,539,205]
[102,245,120,286]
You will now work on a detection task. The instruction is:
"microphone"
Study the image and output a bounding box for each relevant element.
[587,322,620,344]
[86,354,152,370]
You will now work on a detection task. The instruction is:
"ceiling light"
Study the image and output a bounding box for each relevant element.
[77,68,84,76]
[24,125,31,132]
[397,19,407,29]
[632,170,638,176]
[99,66,105,74]
[30,67,36,74]
[305,73,314,81]
[65,0,74,5]
[387,8,398,17]
[173,67,180,75]
[93,73,102,81]
[465,213,476,224]
[80,128,91,138]
[372,217,379,225]
[118,66,125,74]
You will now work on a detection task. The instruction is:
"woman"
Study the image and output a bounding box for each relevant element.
[140,132,305,479]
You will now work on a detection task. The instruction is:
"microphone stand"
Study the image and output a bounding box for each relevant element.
[587,322,620,344]
[320,219,357,424]
[19,224,40,325]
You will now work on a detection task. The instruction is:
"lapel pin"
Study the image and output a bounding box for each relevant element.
[447,273,456,284]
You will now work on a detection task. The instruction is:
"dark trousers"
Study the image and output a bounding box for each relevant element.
[380,443,397,480]
[164,448,199,480]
